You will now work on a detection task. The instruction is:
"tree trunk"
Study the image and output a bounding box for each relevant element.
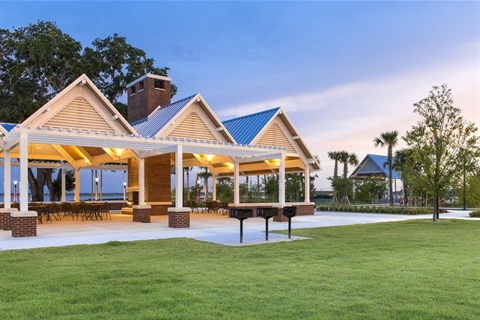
[432,193,439,221]
[203,177,208,201]
[186,168,191,201]
[45,169,59,201]
[28,168,48,201]
[388,150,393,207]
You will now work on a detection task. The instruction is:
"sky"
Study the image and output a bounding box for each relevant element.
[0,1,479,193]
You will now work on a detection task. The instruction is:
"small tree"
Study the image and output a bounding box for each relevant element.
[216,178,233,203]
[356,178,387,205]
[404,84,479,221]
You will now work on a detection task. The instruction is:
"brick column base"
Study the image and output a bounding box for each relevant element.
[133,205,151,223]
[168,208,191,228]
[273,208,289,222]
[11,211,37,237]
[296,204,315,215]
[148,203,172,216]
[0,208,17,230]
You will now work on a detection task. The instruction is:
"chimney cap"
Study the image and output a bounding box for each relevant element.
[126,74,172,89]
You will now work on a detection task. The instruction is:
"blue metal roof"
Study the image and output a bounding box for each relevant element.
[222,107,280,145]
[363,154,401,179]
[133,94,197,137]
[0,122,17,132]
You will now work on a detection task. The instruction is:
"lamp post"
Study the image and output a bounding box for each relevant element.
[13,180,17,203]
[123,182,127,201]
[196,175,200,202]
[95,177,99,201]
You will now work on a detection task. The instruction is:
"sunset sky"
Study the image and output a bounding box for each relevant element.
[1,1,479,192]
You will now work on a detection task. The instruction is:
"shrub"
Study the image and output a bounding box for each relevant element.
[469,210,480,217]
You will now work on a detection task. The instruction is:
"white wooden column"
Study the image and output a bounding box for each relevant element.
[175,145,183,208]
[138,157,145,205]
[304,168,310,202]
[3,149,11,209]
[61,169,66,202]
[19,131,28,212]
[75,169,81,202]
[279,152,285,207]
[234,163,239,205]
[212,174,217,201]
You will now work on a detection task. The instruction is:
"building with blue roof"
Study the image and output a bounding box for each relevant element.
[350,154,401,180]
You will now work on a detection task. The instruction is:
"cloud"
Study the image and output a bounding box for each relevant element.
[219,53,479,190]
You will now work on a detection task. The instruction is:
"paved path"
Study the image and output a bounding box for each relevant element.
[0,210,474,250]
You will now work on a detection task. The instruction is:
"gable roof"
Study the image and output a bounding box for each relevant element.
[350,154,401,179]
[222,107,280,145]
[133,93,235,143]
[0,122,16,134]
[20,74,136,135]
[133,94,197,137]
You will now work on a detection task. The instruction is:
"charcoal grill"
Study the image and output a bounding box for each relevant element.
[282,206,297,239]
[256,207,278,241]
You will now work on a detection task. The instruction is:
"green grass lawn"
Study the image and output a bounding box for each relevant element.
[1,220,479,319]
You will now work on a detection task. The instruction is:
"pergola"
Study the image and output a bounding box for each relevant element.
[0,75,319,230]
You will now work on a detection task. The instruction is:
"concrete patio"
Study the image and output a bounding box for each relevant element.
[0,209,473,250]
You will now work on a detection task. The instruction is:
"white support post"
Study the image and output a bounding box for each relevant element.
[175,145,183,208]
[234,163,239,205]
[138,157,145,205]
[19,131,28,212]
[279,152,286,207]
[61,169,66,202]
[74,169,81,202]
[212,174,217,201]
[305,168,310,203]
[3,149,11,209]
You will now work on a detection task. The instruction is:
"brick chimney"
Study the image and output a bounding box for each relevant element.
[126,74,172,124]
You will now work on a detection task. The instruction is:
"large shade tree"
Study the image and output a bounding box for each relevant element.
[0,21,176,201]
[373,130,399,206]
[403,84,479,221]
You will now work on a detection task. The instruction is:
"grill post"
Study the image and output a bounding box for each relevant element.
[229,208,254,243]
[240,218,244,243]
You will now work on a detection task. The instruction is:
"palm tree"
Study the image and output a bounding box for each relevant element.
[328,151,342,203]
[393,148,415,207]
[327,151,342,179]
[373,130,399,206]
[337,151,358,204]
[183,167,193,201]
[198,167,212,201]
[341,152,358,179]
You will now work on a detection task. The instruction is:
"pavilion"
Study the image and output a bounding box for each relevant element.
[0,74,320,237]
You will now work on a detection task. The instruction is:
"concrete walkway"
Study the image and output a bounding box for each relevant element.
[0,209,474,251]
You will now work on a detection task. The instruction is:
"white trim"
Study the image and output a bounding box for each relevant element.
[132,204,151,209]
[167,207,192,213]
[126,74,171,88]
[11,211,37,217]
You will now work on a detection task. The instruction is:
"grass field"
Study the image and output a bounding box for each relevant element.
[1,219,479,319]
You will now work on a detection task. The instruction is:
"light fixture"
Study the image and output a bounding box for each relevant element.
[205,154,215,162]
